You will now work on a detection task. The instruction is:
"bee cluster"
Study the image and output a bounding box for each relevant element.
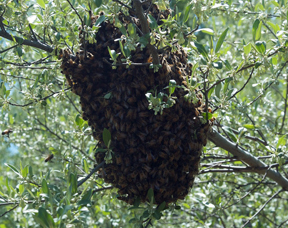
[60,5,211,205]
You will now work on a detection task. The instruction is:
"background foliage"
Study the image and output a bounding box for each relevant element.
[1,0,288,227]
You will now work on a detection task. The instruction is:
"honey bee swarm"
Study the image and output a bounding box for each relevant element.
[60,5,211,205]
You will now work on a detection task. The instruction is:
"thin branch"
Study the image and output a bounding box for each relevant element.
[0,204,19,218]
[8,87,71,107]
[262,20,278,40]
[77,161,105,187]
[66,0,84,28]
[228,68,254,101]
[241,189,283,228]
[279,73,288,133]
[28,24,38,41]
[112,0,134,11]
[248,61,288,106]
[0,44,17,54]
[92,186,114,196]
[1,73,35,81]
[34,117,95,163]
[208,128,288,190]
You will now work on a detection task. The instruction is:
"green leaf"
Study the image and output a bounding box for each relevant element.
[157,201,166,211]
[16,46,23,57]
[42,179,49,195]
[147,188,154,203]
[215,82,222,98]
[169,80,177,95]
[69,173,77,195]
[19,184,24,195]
[103,128,111,147]
[244,43,252,55]
[77,189,92,206]
[153,210,162,220]
[193,42,208,59]
[252,19,262,42]
[222,59,232,70]
[243,124,255,129]
[148,15,158,30]
[127,23,136,36]
[5,163,21,176]
[95,15,105,27]
[276,135,286,149]
[36,207,54,227]
[82,158,89,174]
[94,0,102,7]
[255,41,266,54]
[202,112,213,120]
[37,0,45,8]
[215,28,229,53]
[212,61,223,69]
[22,165,29,178]
[183,4,192,23]
[197,28,214,36]
[75,114,84,126]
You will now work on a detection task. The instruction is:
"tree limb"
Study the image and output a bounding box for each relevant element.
[0,30,53,53]
[208,128,288,190]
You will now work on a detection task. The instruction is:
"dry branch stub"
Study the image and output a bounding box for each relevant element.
[60,6,211,205]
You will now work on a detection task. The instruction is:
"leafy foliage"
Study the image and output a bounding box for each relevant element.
[1,0,288,227]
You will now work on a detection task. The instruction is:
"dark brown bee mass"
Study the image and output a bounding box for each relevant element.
[60,5,211,205]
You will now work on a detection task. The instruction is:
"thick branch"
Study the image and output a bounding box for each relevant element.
[208,128,288,190]
[0,30,53,53]
[133,0,160,65]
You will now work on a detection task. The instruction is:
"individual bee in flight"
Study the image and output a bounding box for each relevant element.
[2,129,13,138]
[45,154,54,162]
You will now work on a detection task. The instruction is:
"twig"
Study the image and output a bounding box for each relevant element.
[241,189,283,228]
[222,166,271,209]
[0,204,19,218]
[112,0,134,12]
[262,20,278,40]
[77,161,105,187]
[0,44,17,54]
[8,87,71,107]
[228,68,254,101]
[66,0,84,28]
[1,73,35,81]
[279,73,288,133]
[248,61,288,106]
[29,24,38,41]
[92,186,114,196]
[34,117,95,163]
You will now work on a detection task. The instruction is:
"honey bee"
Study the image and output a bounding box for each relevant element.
[124,157,131,167]
[138,132,147,142]
[136,182,143,192]
[142,164,151,173]
[127,96,137,104]
[159,160,169,169]
[45,154,54,162]
[2,129,13,137]
[126,109,136,120]
[115,154,122,165]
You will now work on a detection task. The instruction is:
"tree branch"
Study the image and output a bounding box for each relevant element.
[241,189,283,228]
[0,30,53,53]
[208,128,288,190]
[133,0,160,65]
[77,161,105,187]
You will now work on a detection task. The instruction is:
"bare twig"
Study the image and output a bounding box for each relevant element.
[0,44,17,54]
[29,24,38,41]
[228,68,254,101]
[66,0,84,28]
[241,189,283,228]
[8,87,71,107]
[77,161,105,187]
[279,73,288,133]
[0,204,19,218]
